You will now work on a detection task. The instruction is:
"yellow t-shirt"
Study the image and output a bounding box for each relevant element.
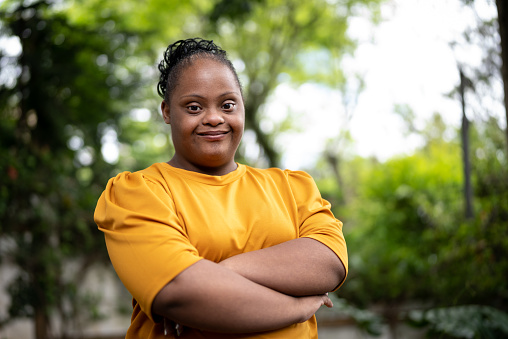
[94,162,348,338]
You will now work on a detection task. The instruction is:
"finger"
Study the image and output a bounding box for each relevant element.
[163,318,169,336]
[163,318,174,336]
[163,318,168,336]
[175,323,184,336]
[323,295,333,308]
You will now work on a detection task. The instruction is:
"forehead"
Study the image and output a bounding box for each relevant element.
[174,57,240,93]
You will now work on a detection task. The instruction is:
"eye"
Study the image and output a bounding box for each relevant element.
[186,105,201,113]
[222,102,235,111]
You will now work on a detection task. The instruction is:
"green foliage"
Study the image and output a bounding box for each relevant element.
[408,305,508,339]
[209,0,266,24]
[206,0,382,167]
[329,296,384,336]
[63,0,384,170]
[0,0,143,335]
[338,131,463,305]
[116,111,175,171]
[317,111,508,336]
[0,1,386,334]
[7,1,505,338]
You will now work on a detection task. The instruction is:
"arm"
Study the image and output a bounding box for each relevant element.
[219,237,346,296]
[152,259,333,333]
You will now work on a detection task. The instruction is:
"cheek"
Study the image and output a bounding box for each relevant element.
[171,119,192,135]
[169,123,187,145]
[233,123,244,145]
[232,114,245,130]
[236,119,245,134]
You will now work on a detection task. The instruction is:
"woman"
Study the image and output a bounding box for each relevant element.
[94,38,348,338]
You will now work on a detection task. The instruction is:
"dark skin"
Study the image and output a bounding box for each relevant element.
[152,57,346,333]
[160,57,244,176]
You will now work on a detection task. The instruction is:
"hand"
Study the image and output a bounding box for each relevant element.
[297,293,333,323]
[163,318,184,337]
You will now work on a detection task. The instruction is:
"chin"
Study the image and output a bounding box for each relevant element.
[197,154,234,168]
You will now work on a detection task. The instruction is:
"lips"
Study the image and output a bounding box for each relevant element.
[196,130,230,140]
[197,130,229,136]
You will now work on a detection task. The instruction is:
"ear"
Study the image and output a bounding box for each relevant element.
[161,100,171,124]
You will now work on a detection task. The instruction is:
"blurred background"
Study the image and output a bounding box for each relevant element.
[1,0,507,338]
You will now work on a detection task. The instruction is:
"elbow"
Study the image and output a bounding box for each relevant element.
[314,257,347,294]
[151,279,183,320]
[331,258,347,291]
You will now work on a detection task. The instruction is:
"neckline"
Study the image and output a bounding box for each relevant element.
[158,162,246,186]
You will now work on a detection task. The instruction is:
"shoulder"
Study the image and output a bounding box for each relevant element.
[137,162,172,186]
[95,164,176,224]
[242,165,316,188]
[242,164,309,177]
[103,163,172,201]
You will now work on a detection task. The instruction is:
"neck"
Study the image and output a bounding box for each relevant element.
[167,158,238,176]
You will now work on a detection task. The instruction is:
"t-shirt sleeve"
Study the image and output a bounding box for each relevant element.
[94,171,203,321]
[286,170,348,290]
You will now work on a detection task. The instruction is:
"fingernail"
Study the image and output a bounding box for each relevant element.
[176,323,183,336]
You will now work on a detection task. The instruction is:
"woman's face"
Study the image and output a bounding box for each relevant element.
[161,57,245,175]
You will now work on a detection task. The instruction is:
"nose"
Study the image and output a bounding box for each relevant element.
[202,108,225,126]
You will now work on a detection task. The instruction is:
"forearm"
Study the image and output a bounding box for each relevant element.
[219,237,346,296]
[152,259,330,333]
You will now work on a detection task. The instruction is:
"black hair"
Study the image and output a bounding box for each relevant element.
[157,38,242,103]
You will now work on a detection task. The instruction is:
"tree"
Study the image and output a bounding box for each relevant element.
[206,0,382,167]
[330,112,508,337]
[459,68,474,219]
[0,0,385,336]
[60,0,384,169]
[460,0,508,153]
[495,0,508,153]
[0,1,141,337]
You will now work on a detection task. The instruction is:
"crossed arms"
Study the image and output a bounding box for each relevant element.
[151,237,346,333]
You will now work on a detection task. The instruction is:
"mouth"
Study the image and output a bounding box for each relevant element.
[197,130,229,136]
[197,130,230,140]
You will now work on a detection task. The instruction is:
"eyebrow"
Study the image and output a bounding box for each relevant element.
[180,91,241,100]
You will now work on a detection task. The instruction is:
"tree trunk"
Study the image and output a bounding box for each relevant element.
[496,0,508,154]
[244,99,279,168]
[35,307,49,339]
[460,69,474,219]
[325,152,346,205]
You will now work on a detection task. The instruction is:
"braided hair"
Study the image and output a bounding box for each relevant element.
[157,38,242,103]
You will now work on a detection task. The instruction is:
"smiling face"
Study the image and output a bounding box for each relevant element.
[161,57,245,175]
